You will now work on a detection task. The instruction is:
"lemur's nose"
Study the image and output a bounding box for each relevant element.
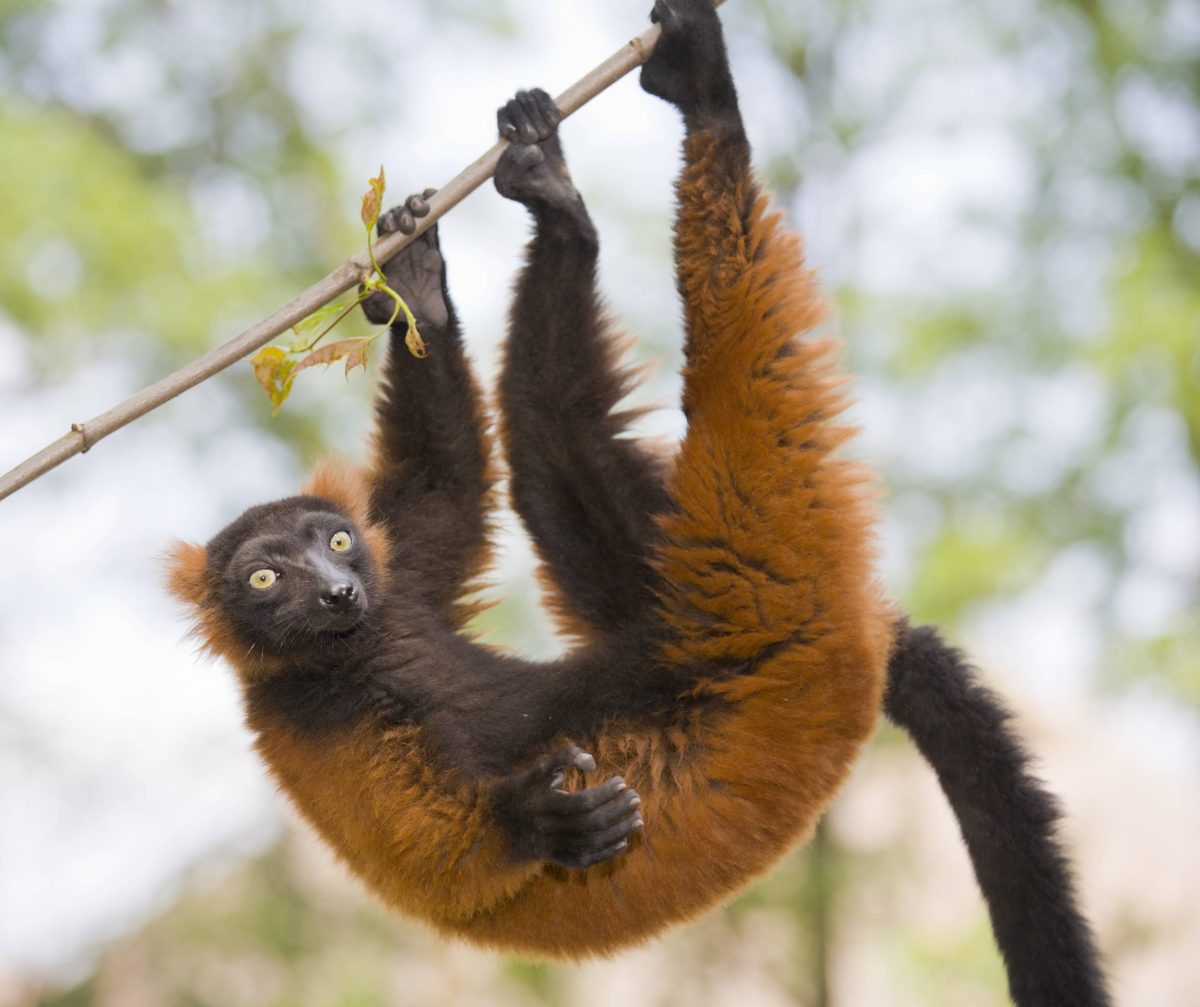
[321,582,358,611]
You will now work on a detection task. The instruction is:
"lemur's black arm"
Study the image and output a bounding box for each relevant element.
[494,92,671,640]
[363,196,493,620]
[490,44,757,642]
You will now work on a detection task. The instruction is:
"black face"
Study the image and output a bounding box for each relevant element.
[206,496,378,662]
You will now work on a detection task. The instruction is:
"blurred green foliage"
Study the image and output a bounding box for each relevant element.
[749,0,1199,707]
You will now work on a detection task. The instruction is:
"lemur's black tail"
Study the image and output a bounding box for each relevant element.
[884,621,1112,1007]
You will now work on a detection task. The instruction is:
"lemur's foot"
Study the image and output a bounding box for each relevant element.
[640,0,737,121]
[494,89,587,221]
[362,189,449,329]
[496,746,643,870]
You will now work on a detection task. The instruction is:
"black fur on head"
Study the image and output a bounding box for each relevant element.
[201,495,380,665]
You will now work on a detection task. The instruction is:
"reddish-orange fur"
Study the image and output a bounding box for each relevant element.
[446,133,890,954]
[165,540,287,680]
[169,130,891,956]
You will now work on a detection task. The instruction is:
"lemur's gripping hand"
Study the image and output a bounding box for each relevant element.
[362,189,450,329]
[494,89,595,238]
[640,0,737,121]
[494,746,643,870]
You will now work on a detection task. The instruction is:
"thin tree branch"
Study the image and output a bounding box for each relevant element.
[0,4,725,503]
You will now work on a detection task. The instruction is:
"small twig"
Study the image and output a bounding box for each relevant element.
[0,6,719,503]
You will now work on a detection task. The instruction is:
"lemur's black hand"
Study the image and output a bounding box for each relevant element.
[494,89,595,240]
[640,0,738,122]
[378,189,435,238]
[494,746,643,869]
[362,188,449,328]
[494,90,571,207]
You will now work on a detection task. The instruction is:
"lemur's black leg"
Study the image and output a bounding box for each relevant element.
[361,193,493,619]
[495,90,670,639]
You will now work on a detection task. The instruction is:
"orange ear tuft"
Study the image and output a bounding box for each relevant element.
[302,459,372,524]
[164,540,210,608]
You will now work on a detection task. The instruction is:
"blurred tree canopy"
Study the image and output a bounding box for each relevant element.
[3,0,1195,693]
[745,0,1198,704]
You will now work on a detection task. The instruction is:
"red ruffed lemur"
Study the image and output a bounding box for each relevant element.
[167,2,1111,1004]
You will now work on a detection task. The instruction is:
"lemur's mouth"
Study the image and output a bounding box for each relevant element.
[332,619,365,639]
[326,607,369,639]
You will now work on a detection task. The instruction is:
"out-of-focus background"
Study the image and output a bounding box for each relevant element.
[1,0,1197,1003]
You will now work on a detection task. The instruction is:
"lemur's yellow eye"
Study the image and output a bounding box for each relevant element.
[330,531,353,552]
[249,569,278,590]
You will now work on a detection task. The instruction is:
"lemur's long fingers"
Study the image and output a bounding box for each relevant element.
[517,89,558,137]
[379,206,416,236]
[578,812,644,851]
[405,192,430,217]
[545,784,644,869]
[546,788,642,836]
[379,191,435,237]
[550,776,628,810]
[497,103,520,143]
[534,89,562,128]
[502,96,540,144]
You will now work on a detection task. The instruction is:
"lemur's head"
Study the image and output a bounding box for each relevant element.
[166,463,388,679]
